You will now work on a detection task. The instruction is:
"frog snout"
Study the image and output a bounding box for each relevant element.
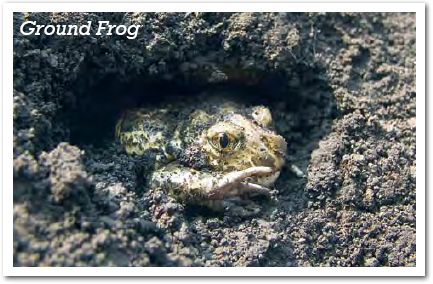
[268,134,287,170]
[274,134,287,156]
[255,134,287,170]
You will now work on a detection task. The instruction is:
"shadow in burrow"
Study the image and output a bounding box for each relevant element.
[63,59,338,215]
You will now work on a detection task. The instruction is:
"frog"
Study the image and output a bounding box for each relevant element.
[115,93,287,217]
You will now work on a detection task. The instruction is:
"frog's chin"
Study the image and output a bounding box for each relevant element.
[256,171,280,187]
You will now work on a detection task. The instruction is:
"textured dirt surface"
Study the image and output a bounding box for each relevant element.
[13,12,416,267]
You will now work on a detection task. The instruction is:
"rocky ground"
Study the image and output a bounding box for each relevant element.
[13,12,416,267]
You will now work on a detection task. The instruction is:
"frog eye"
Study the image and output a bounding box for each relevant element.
[210,132,238,152]
[218,132,229,148]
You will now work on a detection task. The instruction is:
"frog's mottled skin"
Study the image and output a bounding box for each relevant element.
[116,94,287,216]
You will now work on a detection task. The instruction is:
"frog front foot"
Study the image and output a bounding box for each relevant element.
[205,166,274,199]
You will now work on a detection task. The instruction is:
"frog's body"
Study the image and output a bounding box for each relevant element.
[116,94,287,216]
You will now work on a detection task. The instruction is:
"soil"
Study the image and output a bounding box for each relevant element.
[13,12,416,267]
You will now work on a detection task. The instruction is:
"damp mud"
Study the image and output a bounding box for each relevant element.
[13,12,416,267]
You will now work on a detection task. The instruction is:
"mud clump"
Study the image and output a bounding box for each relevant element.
[13,12,416,267]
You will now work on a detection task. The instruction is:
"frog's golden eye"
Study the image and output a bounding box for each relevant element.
[210,132,238,152]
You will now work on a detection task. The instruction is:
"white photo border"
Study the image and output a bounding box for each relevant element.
[2,1,426,277]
